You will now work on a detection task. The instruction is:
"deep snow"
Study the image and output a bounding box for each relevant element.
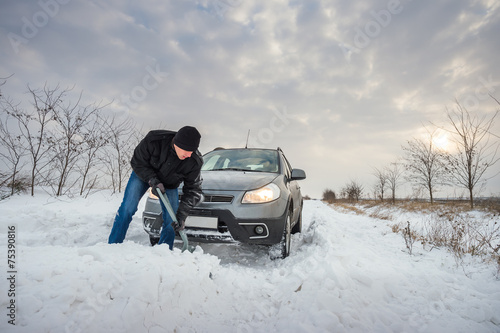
[1,190,499,333]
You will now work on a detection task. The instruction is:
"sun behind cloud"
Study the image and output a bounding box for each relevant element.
[432,133,450,152]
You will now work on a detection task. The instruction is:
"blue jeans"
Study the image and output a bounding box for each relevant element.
[108,171,179,250]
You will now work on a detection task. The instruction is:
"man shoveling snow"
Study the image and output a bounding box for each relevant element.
[108,126,203,249]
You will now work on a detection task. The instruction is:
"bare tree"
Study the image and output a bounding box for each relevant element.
[78,112,110,196]
[443,100,499,208]
[0,113,27,195]
[49,92,107,196]
[402,130,447,204]
[372,167,388,201]
[102,115,138,193]
[385,162,404,203]
[3,84,65,195]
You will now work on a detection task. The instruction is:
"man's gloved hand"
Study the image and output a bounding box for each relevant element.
[148,178,165,197]
[172,217,186,232]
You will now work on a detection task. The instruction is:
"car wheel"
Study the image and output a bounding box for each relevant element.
[150,236,159,246]
[270,212,291,260]
[291,208,302,234]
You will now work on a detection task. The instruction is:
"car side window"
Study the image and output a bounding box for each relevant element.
[282,155,292,180]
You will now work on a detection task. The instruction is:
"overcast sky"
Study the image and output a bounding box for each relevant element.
[1,0,499,199]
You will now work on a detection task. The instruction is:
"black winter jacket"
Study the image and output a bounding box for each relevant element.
[131,130,203,223]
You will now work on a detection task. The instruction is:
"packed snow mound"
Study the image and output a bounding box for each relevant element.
[1,191,499,332]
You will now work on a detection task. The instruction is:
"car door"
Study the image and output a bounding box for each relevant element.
[282,153,301,223]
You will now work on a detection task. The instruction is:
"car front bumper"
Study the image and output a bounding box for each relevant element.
[142,193,289,245]
[184,207,287,245]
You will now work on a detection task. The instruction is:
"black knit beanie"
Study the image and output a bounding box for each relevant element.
[174,126,201,152]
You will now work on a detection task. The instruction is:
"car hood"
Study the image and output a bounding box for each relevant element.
[200,171,279,191]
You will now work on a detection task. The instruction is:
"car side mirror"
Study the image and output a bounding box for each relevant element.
[291,168,306,180]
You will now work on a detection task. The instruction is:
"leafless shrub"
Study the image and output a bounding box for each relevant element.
[322,189,336,203]
[402,221,418,255]
[469,214,500,256]
[340,180,363,202]
[0,173,30,199]
[420,210,500,262]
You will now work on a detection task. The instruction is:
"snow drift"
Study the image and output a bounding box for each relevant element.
[1,190,499,332]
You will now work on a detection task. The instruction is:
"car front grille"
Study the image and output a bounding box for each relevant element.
[204,195,233,203]
[179,194,234,203]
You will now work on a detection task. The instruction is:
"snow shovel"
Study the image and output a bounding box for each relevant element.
[155,190,195,253]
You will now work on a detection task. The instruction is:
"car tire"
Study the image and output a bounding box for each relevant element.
[270,212,291,260]
[150,236,159,246]
[291,208,302,234]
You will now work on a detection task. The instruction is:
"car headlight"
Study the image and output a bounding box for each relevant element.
[242,183,280,203]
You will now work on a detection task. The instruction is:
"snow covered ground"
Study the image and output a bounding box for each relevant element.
[1,190,499,333]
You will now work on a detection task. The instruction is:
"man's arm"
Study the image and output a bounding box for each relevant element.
[130,136,158,183]
[175,168,203,230]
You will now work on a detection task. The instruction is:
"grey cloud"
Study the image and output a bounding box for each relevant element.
[0,0,499,197]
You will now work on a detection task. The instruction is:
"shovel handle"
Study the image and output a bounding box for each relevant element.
[155,189,193,253]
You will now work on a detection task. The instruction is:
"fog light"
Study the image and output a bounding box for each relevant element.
[255,226,265,235]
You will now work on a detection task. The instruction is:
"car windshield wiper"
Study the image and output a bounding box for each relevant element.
[210,168,252,172]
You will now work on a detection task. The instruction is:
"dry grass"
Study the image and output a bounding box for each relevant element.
[328,201,366,215]
[324,198,500,269]
[326,198,500,218]
[357,199,498,216]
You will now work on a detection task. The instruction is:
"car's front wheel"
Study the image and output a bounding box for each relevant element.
[270,212,291,259]
[291,207,302,234]
[150,236,159,246]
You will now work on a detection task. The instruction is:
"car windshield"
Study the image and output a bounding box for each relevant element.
[202,149,279,173]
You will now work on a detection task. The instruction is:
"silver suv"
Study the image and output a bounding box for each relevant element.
[143,147,306,258]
